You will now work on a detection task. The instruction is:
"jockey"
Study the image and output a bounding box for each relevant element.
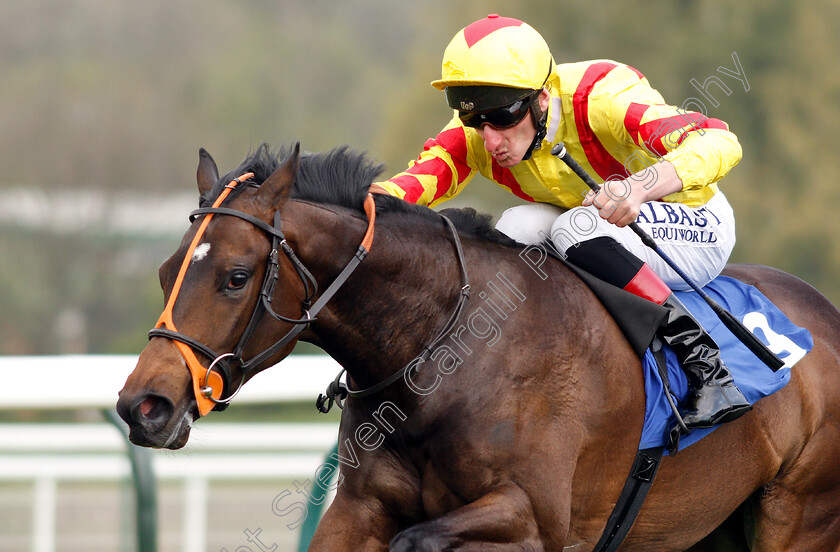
[371,14,752,434]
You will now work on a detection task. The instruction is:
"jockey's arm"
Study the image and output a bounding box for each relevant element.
[368,182,393,196]
[585,76,742,227]
[370,120,478,206]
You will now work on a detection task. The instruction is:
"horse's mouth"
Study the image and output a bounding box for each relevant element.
[118,391,196,449]
[131,409,194,449]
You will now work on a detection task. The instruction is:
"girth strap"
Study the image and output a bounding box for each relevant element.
[591,446,664,552]
[591,337,673,552]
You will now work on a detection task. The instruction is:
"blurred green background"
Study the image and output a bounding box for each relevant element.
[1,0,838,356]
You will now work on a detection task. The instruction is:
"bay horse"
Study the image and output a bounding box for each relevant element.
[117,144,840,551]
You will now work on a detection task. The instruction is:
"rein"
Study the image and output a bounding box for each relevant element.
[148,174,376,416]
[316,214,471,412]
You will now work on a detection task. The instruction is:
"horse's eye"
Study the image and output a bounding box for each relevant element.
[227,271,250,290]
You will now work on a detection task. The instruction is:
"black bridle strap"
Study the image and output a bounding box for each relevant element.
[417,215,471,359]
[190,207,280,237]
[341,214,471,401]
[192,207,319,309]
[149,195,377,409]
[238,242,370,372]
[148,209,314,369]
[148,327,223,363]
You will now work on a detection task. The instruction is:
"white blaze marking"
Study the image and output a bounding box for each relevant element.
[192,242,211,262]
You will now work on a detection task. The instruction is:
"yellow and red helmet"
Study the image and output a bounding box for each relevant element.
[432,14,555,108]
[433,15,555,160]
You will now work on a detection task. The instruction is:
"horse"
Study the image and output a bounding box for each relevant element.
[117,143,840,551]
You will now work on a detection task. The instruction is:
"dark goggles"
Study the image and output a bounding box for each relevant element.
[458,93,536,129]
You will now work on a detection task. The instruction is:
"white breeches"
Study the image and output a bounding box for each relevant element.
[495,192,736,290]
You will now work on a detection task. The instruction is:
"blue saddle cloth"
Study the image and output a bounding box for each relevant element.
[639,276,813,452]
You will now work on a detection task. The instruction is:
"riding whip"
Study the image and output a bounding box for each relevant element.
[551,143,784,372]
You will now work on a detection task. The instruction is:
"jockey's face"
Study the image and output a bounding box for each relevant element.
[475,89,549,168]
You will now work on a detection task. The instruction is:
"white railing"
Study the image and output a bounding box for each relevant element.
[0,354,343,552]
[0,354,343,409]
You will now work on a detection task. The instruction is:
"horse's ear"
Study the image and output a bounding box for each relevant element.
[257,142,300,209]
[196,148,219,196]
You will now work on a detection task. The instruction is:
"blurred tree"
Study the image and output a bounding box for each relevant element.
[0,0,838,354]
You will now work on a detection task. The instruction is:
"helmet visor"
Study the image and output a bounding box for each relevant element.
[457,92,538,129]
[445,85,535,112]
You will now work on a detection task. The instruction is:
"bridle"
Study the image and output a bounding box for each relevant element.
[147,174,471,418]
[148,173,376,416]
[316,214,471,413]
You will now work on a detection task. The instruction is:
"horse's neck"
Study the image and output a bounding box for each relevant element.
[332,247,465,384]
[291,204,631,421]
[294,207,473,391]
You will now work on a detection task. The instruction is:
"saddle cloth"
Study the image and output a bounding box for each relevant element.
[639,276,814,453]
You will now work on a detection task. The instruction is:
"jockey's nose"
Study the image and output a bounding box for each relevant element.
[479,125,504,153]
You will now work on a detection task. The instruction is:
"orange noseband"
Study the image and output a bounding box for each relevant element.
[152,173,254,416]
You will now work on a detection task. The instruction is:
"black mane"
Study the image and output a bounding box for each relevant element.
[205,143,517,247]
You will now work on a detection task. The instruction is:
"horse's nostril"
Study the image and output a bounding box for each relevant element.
[131,394,175,427]
[139,397,156,417]
[116,395,133,426]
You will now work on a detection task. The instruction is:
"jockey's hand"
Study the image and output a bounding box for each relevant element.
[581,160,685,227]
[582,178,647,227]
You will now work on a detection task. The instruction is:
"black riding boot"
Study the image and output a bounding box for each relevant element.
[659,293,752,430]
[562,237,752,430]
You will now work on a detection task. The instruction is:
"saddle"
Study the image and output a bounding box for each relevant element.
[546,245,813,451]
[546,246,813,552]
